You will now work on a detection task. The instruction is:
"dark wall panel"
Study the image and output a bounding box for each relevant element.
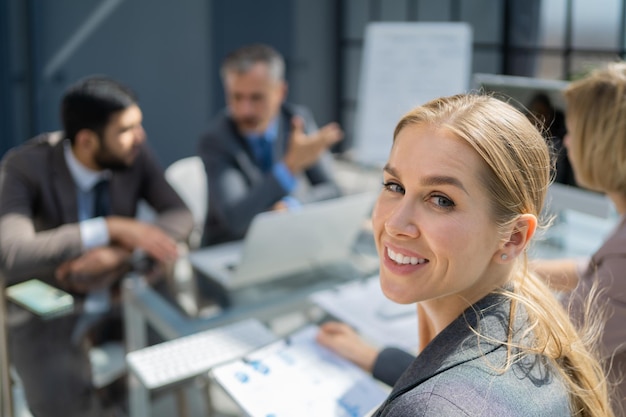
[210,0,293,112]
[12,0,212,167]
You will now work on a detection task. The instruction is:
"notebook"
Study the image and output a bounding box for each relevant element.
[188,191,377,292]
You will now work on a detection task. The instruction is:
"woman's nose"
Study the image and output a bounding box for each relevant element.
[384,201,419,238]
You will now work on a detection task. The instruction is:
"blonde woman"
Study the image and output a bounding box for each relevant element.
[318,94,613,416]
[532,62,626,414]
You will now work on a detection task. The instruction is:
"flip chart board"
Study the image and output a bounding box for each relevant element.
[353,22,472,167]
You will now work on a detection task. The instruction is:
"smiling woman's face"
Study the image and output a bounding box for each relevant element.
[372,124,505,311]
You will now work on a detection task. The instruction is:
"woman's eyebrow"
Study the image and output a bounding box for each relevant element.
[383,164,468,195]
[421,175,468,195]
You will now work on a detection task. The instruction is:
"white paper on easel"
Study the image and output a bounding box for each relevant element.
[211,325,389,417]
[353,22,473,167]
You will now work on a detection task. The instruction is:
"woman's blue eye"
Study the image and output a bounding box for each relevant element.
[433,195,454,208]
[382,181,404,194]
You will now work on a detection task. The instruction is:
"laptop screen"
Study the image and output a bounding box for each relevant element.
[232,191,378,287]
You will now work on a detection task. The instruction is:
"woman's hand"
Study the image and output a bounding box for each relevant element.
[316,321,379,373]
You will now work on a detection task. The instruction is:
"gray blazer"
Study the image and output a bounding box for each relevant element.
[198,103,342,246]
[568,215,626,414]
[0,131,194,285]
[373,293,571,416]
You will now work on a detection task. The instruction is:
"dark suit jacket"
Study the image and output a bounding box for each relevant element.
[198,103,342,246]
[0,132,193,416]
[373,293,571,416]
[0,131,194,286]
[568,215,626,414]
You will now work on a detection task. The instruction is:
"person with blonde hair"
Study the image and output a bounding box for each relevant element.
[317,93,613,416]
[532,61,626,414]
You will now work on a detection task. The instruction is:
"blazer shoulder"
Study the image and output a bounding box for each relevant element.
[2,131,63,166]
[593,218,626,260]
[379,390,471,417]
[199,110,238,150]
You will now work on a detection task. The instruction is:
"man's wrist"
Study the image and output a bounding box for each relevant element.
[80,217,110,249]
[273,162,297,192]
[282,155,300,175]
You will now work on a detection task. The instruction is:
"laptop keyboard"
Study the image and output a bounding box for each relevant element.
[126,318,277,389]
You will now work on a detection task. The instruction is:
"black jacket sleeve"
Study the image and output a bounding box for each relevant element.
[372,347,415,387]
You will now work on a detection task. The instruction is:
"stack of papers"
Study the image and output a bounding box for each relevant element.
[212,325,389,417]
[311,276,418,353]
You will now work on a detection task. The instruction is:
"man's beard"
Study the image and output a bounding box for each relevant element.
[94,145,132,170]
[236,117,262,134]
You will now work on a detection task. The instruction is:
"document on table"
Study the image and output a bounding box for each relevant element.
[311,275,419,353]
[211,325,389,417]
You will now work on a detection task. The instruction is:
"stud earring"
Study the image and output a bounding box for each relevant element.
[501,253,508,260]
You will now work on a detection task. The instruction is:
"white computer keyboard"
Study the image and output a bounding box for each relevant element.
[126,318,277,389]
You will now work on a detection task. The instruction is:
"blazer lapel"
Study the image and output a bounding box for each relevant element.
[275,109,290,163]
[50,138,79,224]
[228,118,256,162]
[386,294,511,402]
[227,119,265,182]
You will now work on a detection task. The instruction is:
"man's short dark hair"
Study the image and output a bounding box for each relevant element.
[220,43,285,82]
[61,76,138,143]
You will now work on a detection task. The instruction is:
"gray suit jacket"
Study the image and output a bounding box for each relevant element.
[569,215,626,414]
[373,293,571,416]
[0,131,194,286]
[198,103,342,246]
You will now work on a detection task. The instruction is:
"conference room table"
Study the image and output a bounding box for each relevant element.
[122,226,380,417]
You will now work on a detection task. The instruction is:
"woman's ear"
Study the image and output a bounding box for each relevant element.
[495,213,537,263]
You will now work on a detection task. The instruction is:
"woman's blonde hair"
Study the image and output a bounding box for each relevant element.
[394,94,613,417]
[564,62,626,194]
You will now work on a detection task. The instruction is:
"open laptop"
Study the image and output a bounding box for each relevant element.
[188,191,377,293]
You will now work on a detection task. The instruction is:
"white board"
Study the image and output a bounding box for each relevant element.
[353,22,473,167]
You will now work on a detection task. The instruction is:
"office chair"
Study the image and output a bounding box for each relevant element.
[165,156,207,250]
[136,156,207,249]
[163,156,209,316]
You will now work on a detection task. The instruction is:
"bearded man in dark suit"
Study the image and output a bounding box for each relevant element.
[0,76,193,416]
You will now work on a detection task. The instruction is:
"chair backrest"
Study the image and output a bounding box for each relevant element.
[165,156,207,248]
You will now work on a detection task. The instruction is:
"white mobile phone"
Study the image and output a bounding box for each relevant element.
[6,279,75,319]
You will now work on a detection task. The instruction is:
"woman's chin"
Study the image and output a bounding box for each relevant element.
[380,277,419,305]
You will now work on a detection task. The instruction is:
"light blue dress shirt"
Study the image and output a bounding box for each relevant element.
[63,141,111,313]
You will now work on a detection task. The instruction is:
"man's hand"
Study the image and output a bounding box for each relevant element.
[105,217,179,263]
[55,246,132,293]
[271,200,289,212]
[283,116,343,174]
